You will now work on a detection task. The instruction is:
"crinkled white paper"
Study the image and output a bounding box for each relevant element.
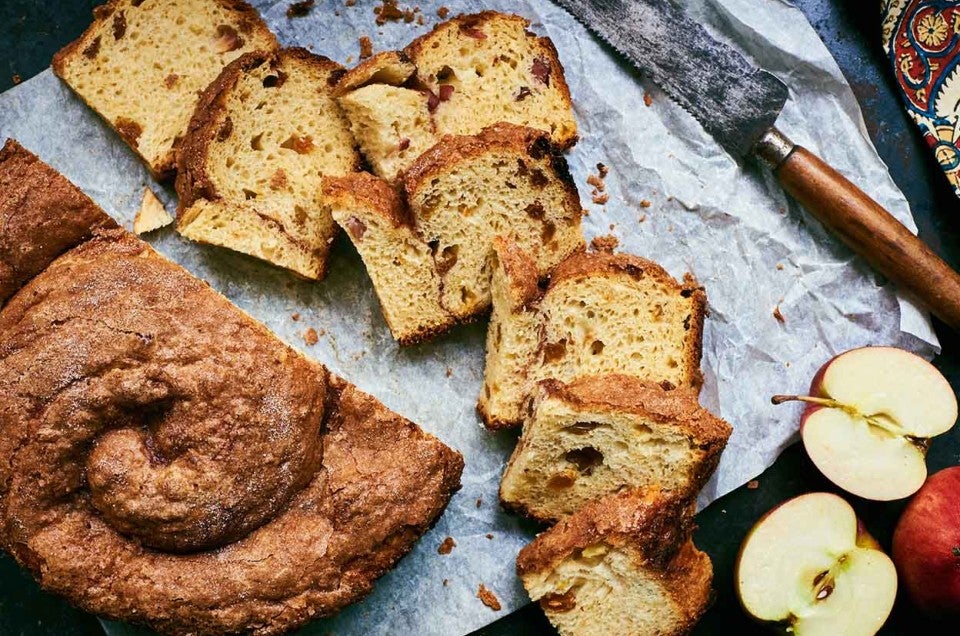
[0,0,938,634]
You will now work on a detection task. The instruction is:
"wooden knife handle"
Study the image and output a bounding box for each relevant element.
[771,143,960,329]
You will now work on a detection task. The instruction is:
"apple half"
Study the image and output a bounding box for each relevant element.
[736,492,897,636]
[773,346,957,501]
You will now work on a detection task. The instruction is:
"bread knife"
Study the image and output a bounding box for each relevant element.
[553,0,960,329]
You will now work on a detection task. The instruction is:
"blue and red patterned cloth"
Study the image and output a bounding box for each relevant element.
[883,0,960,195]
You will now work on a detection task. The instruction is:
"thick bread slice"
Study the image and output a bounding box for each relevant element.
[478,246,706,428]
[322,173,456,345]
[477,236,542,428]
[52,0,278,178]
[500,375,731,523]
[405,123,583,320]
[536,252,706,390]
[176,48,359,280]
[336,11,577,183]
[517,489,713,636]
[337,84,438,183]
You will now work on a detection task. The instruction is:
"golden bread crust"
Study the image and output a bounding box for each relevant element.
[321,172,411,228]
[332,50,416,95]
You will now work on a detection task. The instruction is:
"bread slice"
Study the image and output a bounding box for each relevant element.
[500,375,731,523]
[405,123,583,320]
[477,236,542,427]
[321,173,455,344]
[175,48,359,279]
[517,488,713,636]
[537,252,706,388]
[478,245,707,428]
[335,11,577,183]
[52,0,278,178]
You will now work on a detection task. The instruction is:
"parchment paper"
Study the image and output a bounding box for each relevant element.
[0,0,940,634]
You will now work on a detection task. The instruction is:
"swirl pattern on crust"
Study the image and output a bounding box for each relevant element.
[0,140,463,635]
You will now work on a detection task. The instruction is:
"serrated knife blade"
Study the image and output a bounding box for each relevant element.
[552,0,960,330]
[553,0,787,158]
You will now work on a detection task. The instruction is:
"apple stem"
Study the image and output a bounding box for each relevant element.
[770,394,842,408]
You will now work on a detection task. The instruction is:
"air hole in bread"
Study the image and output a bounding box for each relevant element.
[250,133,263,151]
[565,447,603,474]
[566,421,604,435]
[460,286,476,304]
[543,339,567,363]
[590,340,604,355]
[242,189,258,200]
[437,245,459,274]
[262,74,280,88]
[541,220,556,243]
[437,65,457,82]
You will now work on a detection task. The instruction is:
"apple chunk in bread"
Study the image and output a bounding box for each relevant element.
[773,346,957,501]
[736,493,897,636]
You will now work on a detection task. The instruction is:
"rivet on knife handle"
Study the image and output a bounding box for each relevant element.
[755,127,960,330]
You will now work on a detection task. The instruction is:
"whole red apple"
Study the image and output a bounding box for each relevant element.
[892,466,960,616]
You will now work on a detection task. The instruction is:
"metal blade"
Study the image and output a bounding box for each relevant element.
[553,0,788,158]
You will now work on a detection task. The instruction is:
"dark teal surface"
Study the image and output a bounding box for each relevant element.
[1,1,957,635]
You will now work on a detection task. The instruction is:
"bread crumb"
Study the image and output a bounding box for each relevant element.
[374,0,405,24]
[485,533,494,540]
[592,192,609,205]
[445,367,453,377]
[442,578,449,586]
[438,536,457,554]
[747,480,759,490]
[416,13,425,25]
[133,188,173,235]
[773,304,785,324]
[345,0,356,5]
[586,174,605,190]
[291,312,300,322]
[304,328,319,345]
[638,213,647,223]
[640,199,652,208]
[12,74,22,85]
[590,235,618,253]
[359,36,373,59]
[438,6,450,18]
[476,498,482,508]
[477,584,501,611]
[776,263,784,271]
[286,0,314,17]
[643,92,653,107]
[596,162,608,178]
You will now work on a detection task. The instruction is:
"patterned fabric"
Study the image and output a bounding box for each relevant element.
[883,0,960,195]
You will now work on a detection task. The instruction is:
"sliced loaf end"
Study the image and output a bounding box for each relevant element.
[53,0,278,178]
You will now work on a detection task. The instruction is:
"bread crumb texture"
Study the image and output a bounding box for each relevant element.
[133,187,173,234]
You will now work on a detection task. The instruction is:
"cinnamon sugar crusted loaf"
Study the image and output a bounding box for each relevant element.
[322,123,584,344]
[0,139,463,635]
[176,47,359,280]
[517,488,714,636]
[52,0,278,178]
[500,375,731,523]
[336,11,578,183]
[479,239,707,428]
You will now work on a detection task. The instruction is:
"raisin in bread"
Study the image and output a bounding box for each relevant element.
[336,11,577,182]
[321,173,455,344]
[52,0,278,178]
[517,488,713,636]
[500,375,731,523]
[479,240,707,428]
[175,48,359,280]
[477,236,542,427]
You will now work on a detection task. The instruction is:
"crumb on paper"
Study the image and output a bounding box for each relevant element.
[304,328,319,346]
[133,187,173,235]
[643,92,653,107]
[286,0,314,18]
[773,304,785,324]
[477,584,501,611]
[438,536,457,555]
[374,0,405,25]
[359,36,373,59]
[776,263,784,271]
[590,234,618,253]
[12,74,21,85]
[638,213,647,223]
[592,192,609,205]
[416,13,425,25]
[640,199,651,208]
[475,497,482,508]
[445,367,453,377]
[291,312,300,322]
[586,174,604,190]
[442,578,449,586]
[346,0,356,5]
[747,480,759,490]
[596,162,608,178]
[438,6,450,18]
[485,533,494,540]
